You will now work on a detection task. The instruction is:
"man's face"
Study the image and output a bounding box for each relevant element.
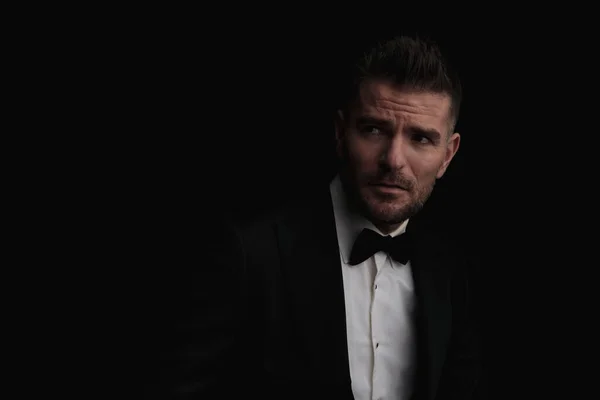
[335,79,461,232]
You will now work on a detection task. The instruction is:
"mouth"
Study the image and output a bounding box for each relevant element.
[371,182,406,190]
[370,182,406,193]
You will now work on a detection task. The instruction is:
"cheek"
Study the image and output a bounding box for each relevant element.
[347,139,380,172]
[406,154,442,181]
[413,163,444,185]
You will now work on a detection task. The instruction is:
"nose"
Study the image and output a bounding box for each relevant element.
[379,135,408,170]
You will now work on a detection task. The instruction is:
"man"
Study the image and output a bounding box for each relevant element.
[166,35,486,400]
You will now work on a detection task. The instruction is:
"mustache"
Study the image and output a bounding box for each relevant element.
[368,173,414,190]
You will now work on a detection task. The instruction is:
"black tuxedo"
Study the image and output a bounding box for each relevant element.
[162,184,486,400]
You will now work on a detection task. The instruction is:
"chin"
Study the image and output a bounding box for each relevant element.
[369,205,404,223]
[361,196,406,222]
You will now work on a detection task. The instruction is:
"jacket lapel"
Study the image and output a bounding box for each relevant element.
[408,220,453,400]
[275,187,353,395]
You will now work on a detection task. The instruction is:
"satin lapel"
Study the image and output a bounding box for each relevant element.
[408,223,453,400]
[275,188,352,393]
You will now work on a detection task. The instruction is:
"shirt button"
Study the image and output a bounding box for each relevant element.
[374,284,378,289]
[376,343,379,348]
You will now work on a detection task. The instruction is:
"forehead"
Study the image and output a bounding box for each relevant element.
[352,79,452,128]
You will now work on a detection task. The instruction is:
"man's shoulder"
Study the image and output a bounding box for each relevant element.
[409,216,476,267]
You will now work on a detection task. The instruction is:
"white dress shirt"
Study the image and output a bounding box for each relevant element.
[330,175,416,400]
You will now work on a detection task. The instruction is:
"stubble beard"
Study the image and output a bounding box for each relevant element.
[339,160,436,228]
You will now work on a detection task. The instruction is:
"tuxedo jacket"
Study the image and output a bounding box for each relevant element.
[166,184,487,400]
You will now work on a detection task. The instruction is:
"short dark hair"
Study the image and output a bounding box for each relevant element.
[340,35,462,132]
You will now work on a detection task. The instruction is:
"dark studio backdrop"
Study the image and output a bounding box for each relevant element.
[102,21,595,398]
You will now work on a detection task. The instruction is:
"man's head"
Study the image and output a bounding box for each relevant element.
[335,35,462,234]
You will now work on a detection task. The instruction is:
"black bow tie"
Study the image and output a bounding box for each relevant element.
[348,228,414,266]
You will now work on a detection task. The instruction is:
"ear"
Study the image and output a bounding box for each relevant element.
[436,132,461,179]
[334,109,345,157]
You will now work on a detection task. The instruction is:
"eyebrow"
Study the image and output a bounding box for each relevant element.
[355,116,443,141]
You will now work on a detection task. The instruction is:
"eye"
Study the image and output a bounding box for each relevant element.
[412,134,431,144]
[360,126,383,135]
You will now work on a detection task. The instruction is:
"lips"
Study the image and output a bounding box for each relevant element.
[372,182,405,190]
